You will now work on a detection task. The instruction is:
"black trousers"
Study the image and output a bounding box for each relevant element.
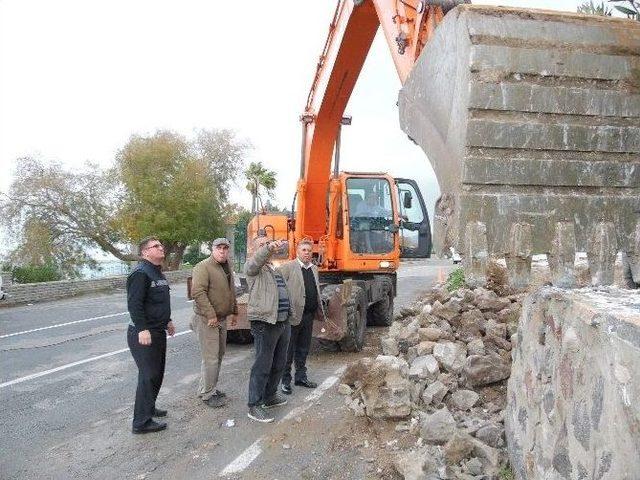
[282,311,314,385]
[247,320,291,407]
[127,326,166,428]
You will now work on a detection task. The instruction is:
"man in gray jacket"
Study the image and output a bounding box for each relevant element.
[244,237,292,423]
[277,240,324,394]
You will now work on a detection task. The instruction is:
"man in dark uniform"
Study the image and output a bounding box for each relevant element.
[127,236,175,434]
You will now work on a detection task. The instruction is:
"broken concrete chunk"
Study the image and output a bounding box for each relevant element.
[433,341,467,374]
[474,288,511,312]
[419,327,444,342]
[474,422,504,448]
[420,407,457,445]
[467,338,485,356]
[409,355,440,381]
[381,336,400,356]
[457,309,485,342]
[444,431,475,465]
[394,447,437,480]
[450,389,480,411]
[485,319,507,339]
[337,383,352,396]
[432,298,462,321]
[422,380,449,406]
[462,353,511,387]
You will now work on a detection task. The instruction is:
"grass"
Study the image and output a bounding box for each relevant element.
[446,267,465,292]
[498,465,515,480]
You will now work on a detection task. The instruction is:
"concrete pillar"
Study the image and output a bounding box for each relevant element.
[587,222,618,286]
[463,221,488,288]
[505,222,533,290]
[548,222,576,288]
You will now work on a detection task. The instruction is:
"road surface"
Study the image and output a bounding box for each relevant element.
[0,259,453,479]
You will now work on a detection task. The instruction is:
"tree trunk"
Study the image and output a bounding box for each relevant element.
[163,243,186,271]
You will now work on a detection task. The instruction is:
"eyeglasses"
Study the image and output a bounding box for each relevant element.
[146,243,164,250]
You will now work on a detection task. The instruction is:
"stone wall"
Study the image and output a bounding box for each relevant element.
[506,287,640,479]
[0,269,192,307]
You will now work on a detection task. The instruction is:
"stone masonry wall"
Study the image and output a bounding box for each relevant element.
[506,287,640,479]
[0,269,192,307]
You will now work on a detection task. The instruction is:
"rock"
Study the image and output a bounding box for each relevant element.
[381,336,400,356]
[483,334,513,352]
[399,305,420,318]
[422,380,449,406]
[462,353,511,387]
[457,309,484,342]
[337,383,353,395]
[394,447,437,480]
[410,381,427,403]
[450,389,480,411]
[464,457,483,476]
[497,303,521,324]
[444,432,475,465]
[474,288,511,312]
[470,437,500,468]
[409,355,440,381]
[397,319,421,352]
[360,355,412,418]
[467,338,485,356]
[420,407,457,445]
[419,327,443,342]
[419,313,439,327]
[342,357,374,385]
[432,298,463,321]
[347,398,366,417]
[421,303,433,316]
[485,319,507,339]
[474,423,504,448]
[415,340,436,356]
[433,341,467,374]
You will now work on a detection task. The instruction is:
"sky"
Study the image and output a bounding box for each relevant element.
[0,0,588,256]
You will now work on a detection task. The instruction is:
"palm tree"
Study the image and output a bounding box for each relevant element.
[608,0,639,18]
[578,0,612,15]
[245,162,277,213]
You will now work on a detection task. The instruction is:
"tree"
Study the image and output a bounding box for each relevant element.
[1,128,251,273]
[608,0,639,18]
[245,161,277,213]
[1,157,131,278]
[114,129,249,269]
[578,0,612,15]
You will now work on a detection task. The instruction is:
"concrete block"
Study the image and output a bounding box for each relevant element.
[505,222,532,290]
[463,221,488,288]
[587,222,617,286]
[548,222,576,288]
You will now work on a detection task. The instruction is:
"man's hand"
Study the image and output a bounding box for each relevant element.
[138,329,152,345]
[207,316,219,328]
[268,240,286,253]
[230,315,238,327]
[167,321,175,336]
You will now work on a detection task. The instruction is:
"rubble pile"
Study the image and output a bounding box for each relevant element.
[340,283,524,479]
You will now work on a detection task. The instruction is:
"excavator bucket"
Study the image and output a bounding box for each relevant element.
[399,5,640,287]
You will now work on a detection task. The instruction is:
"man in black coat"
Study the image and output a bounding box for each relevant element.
[127,236,175,434]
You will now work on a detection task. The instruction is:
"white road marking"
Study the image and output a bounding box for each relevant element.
[220,364,346,476]
[0,312,128,339]
[219,440,263,476]
[0,330,192,390]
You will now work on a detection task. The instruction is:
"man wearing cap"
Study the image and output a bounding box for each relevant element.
[190,238,238,408]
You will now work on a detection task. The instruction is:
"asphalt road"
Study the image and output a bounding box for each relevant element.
[0,259,453,480]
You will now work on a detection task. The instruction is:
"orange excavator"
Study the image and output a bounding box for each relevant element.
[241,0,466,351]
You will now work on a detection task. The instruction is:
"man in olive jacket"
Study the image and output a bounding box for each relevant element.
[190,238,238,408]
[277,240,325,394]
[244,237,291,423]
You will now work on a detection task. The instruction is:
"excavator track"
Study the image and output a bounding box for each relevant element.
[399,5,640,287]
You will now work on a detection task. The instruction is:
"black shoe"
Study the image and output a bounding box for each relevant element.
[281,383,292,395]
[263,393,288,409]
[247,405,274,423]
[295,379,318,389]
[132,419,167,434]
[153,407,167,417]
[214,389,227,398]
[204,394,227,408]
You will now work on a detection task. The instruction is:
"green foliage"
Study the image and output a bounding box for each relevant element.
[245,161,277,213]
[12,264,62,284]
[233,209,254,261]
[182,245,209,266]
[609,0,640,18]
[446,267,466,292]
[498,465,515,480]
[578,0,612,15]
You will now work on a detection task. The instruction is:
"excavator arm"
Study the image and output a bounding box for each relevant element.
[295,0,464,243]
